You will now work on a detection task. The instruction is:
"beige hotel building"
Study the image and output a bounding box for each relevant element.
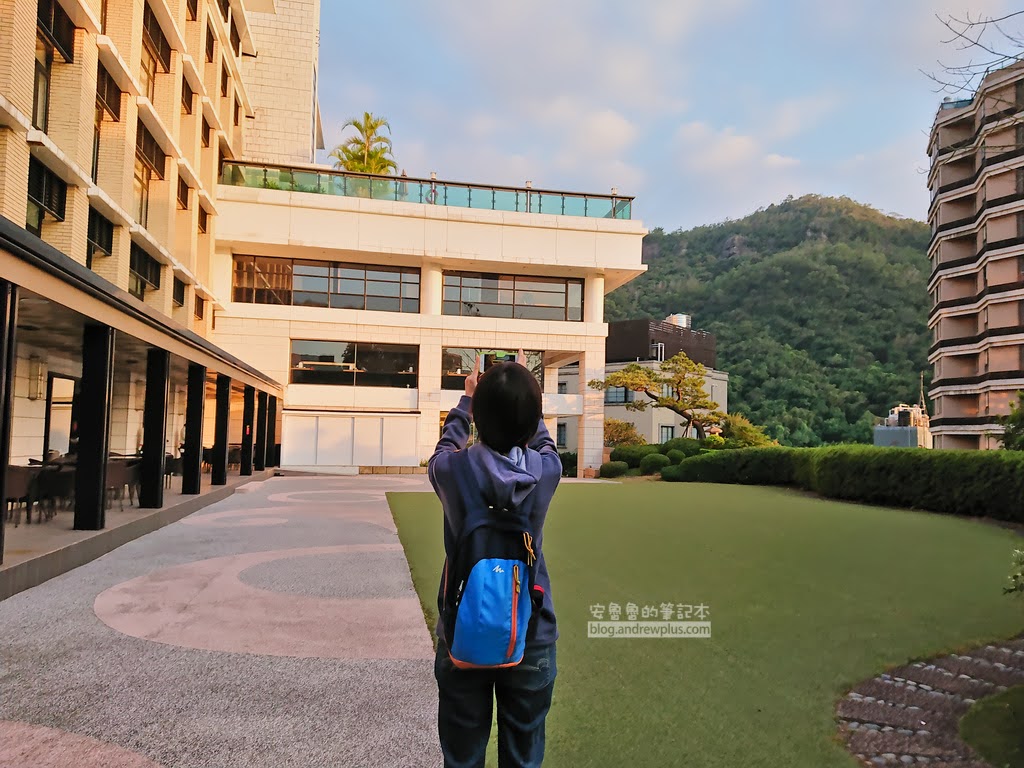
[0,0,646,567]
[928,62,1024,449]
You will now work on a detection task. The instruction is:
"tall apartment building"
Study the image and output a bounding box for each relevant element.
[928,62,1024,449]
[0,0,647,573]
[0,0,308,567]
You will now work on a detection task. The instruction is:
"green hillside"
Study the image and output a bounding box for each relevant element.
[606,195,932,446]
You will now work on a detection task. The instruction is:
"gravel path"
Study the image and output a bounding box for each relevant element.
[0,475,441,768]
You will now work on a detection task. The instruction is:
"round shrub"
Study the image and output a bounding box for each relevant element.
[701,434,727,449]
[599,461,629,478]
[666,449,688,464]
[639,452,672,475]
[660,437,702,458]
[610,444,662,468]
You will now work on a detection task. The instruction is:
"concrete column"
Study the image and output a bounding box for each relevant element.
[75,324,115,530]
[0,282,19,563]
[211,374,230,485]
[422,262,443,315]
[576,346,605,477]
[181,363,206,494]
[254,390,267,472]
[140,347,169,508]
[240,385,254,476]
[584,275,605,323]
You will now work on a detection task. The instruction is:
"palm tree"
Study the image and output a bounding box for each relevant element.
[330,112,397,175]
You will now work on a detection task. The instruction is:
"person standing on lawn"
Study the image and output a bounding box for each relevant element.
[428,349,561,768]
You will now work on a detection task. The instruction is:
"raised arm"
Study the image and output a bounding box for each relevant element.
[428,356,479,492]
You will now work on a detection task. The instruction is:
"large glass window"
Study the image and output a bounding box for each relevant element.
[442,272,583,321]
[33,36,53,132]
[441,348,544,390]
[86,206,114,268]
[290,340,418,388]
[604,386,634,405]
[27,157,66,237]
[232,255,420,313]
[92,101,102,181]
[139,43,157,101]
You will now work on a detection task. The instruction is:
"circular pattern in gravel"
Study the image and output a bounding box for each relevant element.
[0,721,162,767]
[238,550,417,599]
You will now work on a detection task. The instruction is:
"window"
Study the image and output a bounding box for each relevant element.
[557,381,567,394]
[129,244,161,300]
[231,255,421,312]
[220,63,228,97]
[26,157,67,236]
[659,425,675,443]
[133,156,151,227]
[86,206,114,268]
[142,4,171,72]
[201,117,211,147]
[233,97,240,126]
[139,42,157,100]
[33,35,53,131]
[96,63,121,120]
[441,348,543,390]
[218,0,229,21]
[136,122,166,178]
[92,101,102,182]
[289,340,419,388]
[194,294,205,320]
[205,25,214,63]
[173,277,185,307]
[37,0,76,63]
[186,0,197,21]
[556,423,567,448]
[442,272,584,321]
[604,386,633,405]
[181,78,194,115]
[197,206,208,233]
[230,20,240,56]
[176,177,189,209]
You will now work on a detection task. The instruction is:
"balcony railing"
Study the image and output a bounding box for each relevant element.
[219,161,634,220]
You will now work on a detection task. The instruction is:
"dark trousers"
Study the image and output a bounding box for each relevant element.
[435,640,557,768]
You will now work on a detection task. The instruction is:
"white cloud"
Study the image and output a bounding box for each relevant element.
[766,94,840,140]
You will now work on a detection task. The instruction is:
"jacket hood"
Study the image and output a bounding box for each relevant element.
[467,442,543,509]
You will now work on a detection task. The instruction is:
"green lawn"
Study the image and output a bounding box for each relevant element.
[388,482,1024,768]
[961,685,1024,768]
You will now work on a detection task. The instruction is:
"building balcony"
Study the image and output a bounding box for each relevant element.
[219,161,634,221]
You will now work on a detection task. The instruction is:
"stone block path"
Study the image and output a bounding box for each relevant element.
[838,636,1024,767]
[0,475,442,767]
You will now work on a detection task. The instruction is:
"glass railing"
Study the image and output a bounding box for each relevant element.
[219,161,633,220]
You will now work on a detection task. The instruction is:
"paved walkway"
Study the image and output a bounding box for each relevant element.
[0,475,442,768]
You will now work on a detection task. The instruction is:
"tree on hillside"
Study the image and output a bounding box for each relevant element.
[998,392,1024,451]
[721,413,775,447]
[604,418,646,447]
[330,112,397,174]
[589,353,723,440]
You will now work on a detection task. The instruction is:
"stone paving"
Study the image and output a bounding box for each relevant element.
[838,636,1024,767]
[0,475,442,768]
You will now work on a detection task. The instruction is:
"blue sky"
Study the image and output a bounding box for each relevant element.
[317,0,1014,231]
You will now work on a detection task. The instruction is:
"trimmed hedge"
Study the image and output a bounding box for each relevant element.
[666,449,688,464]
[639,452,672,475]
[610,444,663,468]
[600,461,629,478]
[559,451,578,478]
[661,437,703,457]
[661,446,1024,523]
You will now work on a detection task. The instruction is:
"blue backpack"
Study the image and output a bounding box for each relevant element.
[440,451,542,669]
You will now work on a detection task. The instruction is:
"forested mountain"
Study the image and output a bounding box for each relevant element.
[605,195,932,446]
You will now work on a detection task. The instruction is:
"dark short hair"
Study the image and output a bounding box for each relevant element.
[472,362,542,454]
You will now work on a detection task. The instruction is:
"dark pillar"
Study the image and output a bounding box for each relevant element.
[0,282,19,564]
[139,348,169,508]
[254,391,268,472]
[75,324,115,530]
[181,363,206,494]
[266,395,278,468]
[211,374,230,486]
[240,385,254,476]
